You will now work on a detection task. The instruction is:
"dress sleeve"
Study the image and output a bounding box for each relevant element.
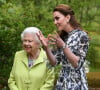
[75,34,89,70]
[40,62,55,90]
[8,52,18,90]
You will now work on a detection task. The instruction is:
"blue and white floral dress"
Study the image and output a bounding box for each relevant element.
[54,29,89,90]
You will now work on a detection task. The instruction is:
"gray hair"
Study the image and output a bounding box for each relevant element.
[21,27,41,45]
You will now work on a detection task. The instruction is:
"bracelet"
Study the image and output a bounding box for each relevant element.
[62,44,67,50]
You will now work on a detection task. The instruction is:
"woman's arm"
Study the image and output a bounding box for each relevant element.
[37,31,56,66]
[48,32,89,68]
[62,44,79,67]
[44,47,56,66]
[61,35,89,68]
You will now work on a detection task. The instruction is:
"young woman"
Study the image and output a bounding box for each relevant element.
[38,4,89,90]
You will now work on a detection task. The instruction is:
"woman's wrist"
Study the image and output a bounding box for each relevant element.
[61,44,67,50]
[42,45,49,50]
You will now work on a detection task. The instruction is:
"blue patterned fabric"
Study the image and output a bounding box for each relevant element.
[53,30,89,90]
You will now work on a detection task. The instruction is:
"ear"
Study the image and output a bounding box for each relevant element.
[66,14,71,23]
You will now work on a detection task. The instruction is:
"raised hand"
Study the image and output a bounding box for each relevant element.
[48,31,65,48]
[37,31,49,48]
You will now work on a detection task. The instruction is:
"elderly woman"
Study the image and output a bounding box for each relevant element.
[8,27,55,90]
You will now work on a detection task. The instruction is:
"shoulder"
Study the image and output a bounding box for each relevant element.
[15,50,27,58]
[15,50,26,55]
[67,30,89,44]
[40,48,47,58]
[73,30,89,40]
[79,30,89,40]
[75,30,89,45]
[77,30,88,37]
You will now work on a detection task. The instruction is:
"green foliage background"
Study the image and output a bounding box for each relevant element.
[0,0,100,89]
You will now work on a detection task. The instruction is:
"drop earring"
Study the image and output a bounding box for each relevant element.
[66,20,69,23]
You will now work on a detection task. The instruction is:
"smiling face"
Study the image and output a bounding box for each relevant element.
[53,11,69,31]
[22,33,39,54]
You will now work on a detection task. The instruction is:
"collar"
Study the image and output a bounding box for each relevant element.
[21,48,46,67]
[68,29,80,36]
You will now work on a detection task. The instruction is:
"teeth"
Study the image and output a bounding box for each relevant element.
[26,46,31,48]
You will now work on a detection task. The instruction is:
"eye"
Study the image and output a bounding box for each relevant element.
[28,40,33,43]
[55,16,59,20]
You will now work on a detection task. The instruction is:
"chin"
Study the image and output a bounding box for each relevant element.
[25,49,31,53]
[57,27,63,31]
[58,28,63,31]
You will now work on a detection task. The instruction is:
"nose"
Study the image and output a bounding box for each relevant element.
[54,20,57,25]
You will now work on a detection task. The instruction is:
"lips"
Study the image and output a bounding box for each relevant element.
[24,46,31,50]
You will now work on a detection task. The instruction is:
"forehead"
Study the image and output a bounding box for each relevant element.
[53,11,64,17]
[23,33,34,39]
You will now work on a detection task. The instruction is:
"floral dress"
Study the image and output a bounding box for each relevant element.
[54,29,89,90]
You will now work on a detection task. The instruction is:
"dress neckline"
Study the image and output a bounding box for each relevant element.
[68,29,80,36]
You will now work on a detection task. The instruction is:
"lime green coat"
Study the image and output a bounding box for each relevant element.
[8,49,55,90]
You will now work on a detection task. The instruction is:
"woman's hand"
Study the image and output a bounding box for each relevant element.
[37,31,49,48]
[48,32,65,48]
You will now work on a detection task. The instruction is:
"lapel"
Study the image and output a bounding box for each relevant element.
[21,50,28,67]
[33,49,45,66]
[21,49,45,68]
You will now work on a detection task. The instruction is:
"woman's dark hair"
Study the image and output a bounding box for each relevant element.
[53,4,82,39]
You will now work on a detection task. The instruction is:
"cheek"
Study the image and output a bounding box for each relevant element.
[22,43,25,47]
[60,18,66,24]
[62,19,67,26]
[63,17,67,22]
[31,43,36,48]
